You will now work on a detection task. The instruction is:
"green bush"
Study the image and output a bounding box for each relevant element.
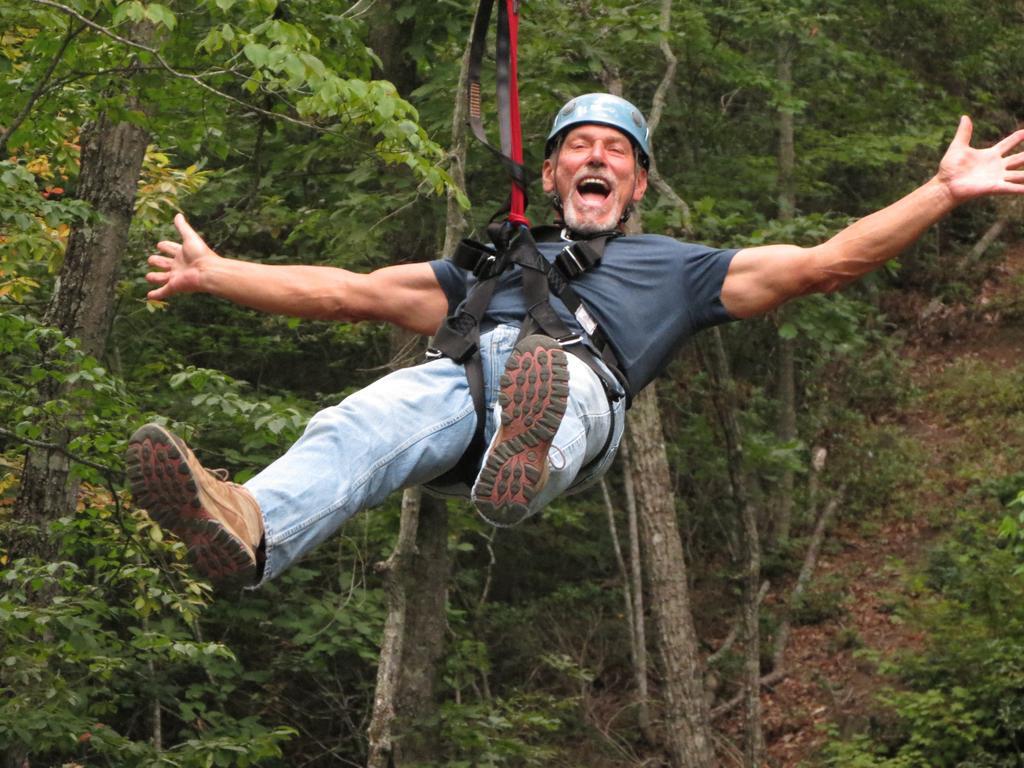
[792,574,849,626]
[819,515,1024,767]
[0,505,295,765]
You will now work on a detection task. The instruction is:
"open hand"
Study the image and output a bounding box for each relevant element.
[145,213,219,301]
[938,116,1024,204]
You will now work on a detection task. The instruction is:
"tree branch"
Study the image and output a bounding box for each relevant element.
[646,0,677,137]
[710,668,787,721]
[706,580,768,666]
[0,425,120,478]
[25,0,340,136]
[645,0,692,235]
[0,21,84,157]
[601,477,639,668]
[771,490,845,671]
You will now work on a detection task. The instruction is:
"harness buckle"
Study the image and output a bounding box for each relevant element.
[557,244,587,279]
[473,251,509,280]
[556,334,584,347]
[425,347,443,360]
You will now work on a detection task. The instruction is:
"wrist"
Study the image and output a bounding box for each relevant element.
[192,252,225,294]
[926,173,961,211]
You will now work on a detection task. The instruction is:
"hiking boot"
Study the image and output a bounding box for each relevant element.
[472,334,570,526]
[125,423,263,588]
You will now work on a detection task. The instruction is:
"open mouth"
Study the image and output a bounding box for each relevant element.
[575,176,612,206]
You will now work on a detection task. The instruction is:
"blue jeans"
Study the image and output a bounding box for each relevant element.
[245,324,625,585]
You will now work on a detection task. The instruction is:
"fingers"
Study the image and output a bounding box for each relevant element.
[145,213,197,303]
[1004,151,1024,171]
[147,283,172,301]
[173,212,198,241]
[995,181,1024,196]
[953,114,973,147]
[145,270,171,286]
[156,240,183,256]
[995,127,1024,155]
[1004,170,1024,184]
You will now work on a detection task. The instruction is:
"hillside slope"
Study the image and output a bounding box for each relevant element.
[760,243,1024,766]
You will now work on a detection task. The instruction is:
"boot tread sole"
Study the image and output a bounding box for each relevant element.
[125,424,255,589]
[474,335,569,526]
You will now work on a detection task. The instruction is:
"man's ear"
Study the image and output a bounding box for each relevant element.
[542,157,555,194]
[633,167,649,202]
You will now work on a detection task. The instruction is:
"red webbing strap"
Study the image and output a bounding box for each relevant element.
[466,0,530,226]
[504,0,527,225]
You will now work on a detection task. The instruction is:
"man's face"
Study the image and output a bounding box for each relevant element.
[542,124,648,235]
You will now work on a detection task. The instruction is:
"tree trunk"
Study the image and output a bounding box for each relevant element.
[776,37,796,223]
[697,331,764,767]
[392,494,448,761]
[626,387,716,768]
[621,442,654,742]
[368,487,422,768]
[13,102,149,554]
[601,470,653,742]
[773,34,798,548]
[774,332,796,544]
[6,32,150,768]
[606,16,717,760]
[365,4,472,762]
[368,323,451,767]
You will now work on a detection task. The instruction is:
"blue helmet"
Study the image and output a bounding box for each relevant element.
[545,93,651,168]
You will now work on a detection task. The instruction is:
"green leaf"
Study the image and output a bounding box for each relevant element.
[199,27,224,54]
[111,1,145,25]
[243,43,271,68]
[283,53,305,82]
[144,3,177,30]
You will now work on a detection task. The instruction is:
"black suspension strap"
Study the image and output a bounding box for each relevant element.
[466,0,529,224]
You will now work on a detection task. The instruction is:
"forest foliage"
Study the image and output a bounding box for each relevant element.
[3,0,1024,765]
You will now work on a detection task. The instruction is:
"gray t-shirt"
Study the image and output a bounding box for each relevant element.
[430,234,737,394]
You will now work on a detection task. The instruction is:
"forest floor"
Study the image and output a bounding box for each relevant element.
[756,243,1024,767]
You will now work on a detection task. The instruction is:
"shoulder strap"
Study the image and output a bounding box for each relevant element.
[428,226,632,487]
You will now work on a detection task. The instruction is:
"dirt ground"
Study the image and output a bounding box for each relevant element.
[751,244,1024,766]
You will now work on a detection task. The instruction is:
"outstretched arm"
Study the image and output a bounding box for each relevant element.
[721,117,1024,318]
[146,214,450,336]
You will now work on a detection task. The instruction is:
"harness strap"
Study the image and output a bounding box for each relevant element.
[429,225,631,488]
[466,0,529,223]
[513,229,627,398]
[450,227,630,398]
[428,272,500,478]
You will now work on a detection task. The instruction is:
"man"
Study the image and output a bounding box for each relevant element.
[127,93,1024,589]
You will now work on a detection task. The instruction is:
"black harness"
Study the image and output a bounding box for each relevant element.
[428,223,631,486]
[427,0,633,487]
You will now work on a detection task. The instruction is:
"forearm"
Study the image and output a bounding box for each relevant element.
[723,117,1024,319]
[188,255,448,335]
[152,214,448,333]
[809,175,957,291]
[723,176,958,318]
[196,256,370,321]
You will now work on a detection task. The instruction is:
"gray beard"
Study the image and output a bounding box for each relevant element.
[552,192,632,236]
